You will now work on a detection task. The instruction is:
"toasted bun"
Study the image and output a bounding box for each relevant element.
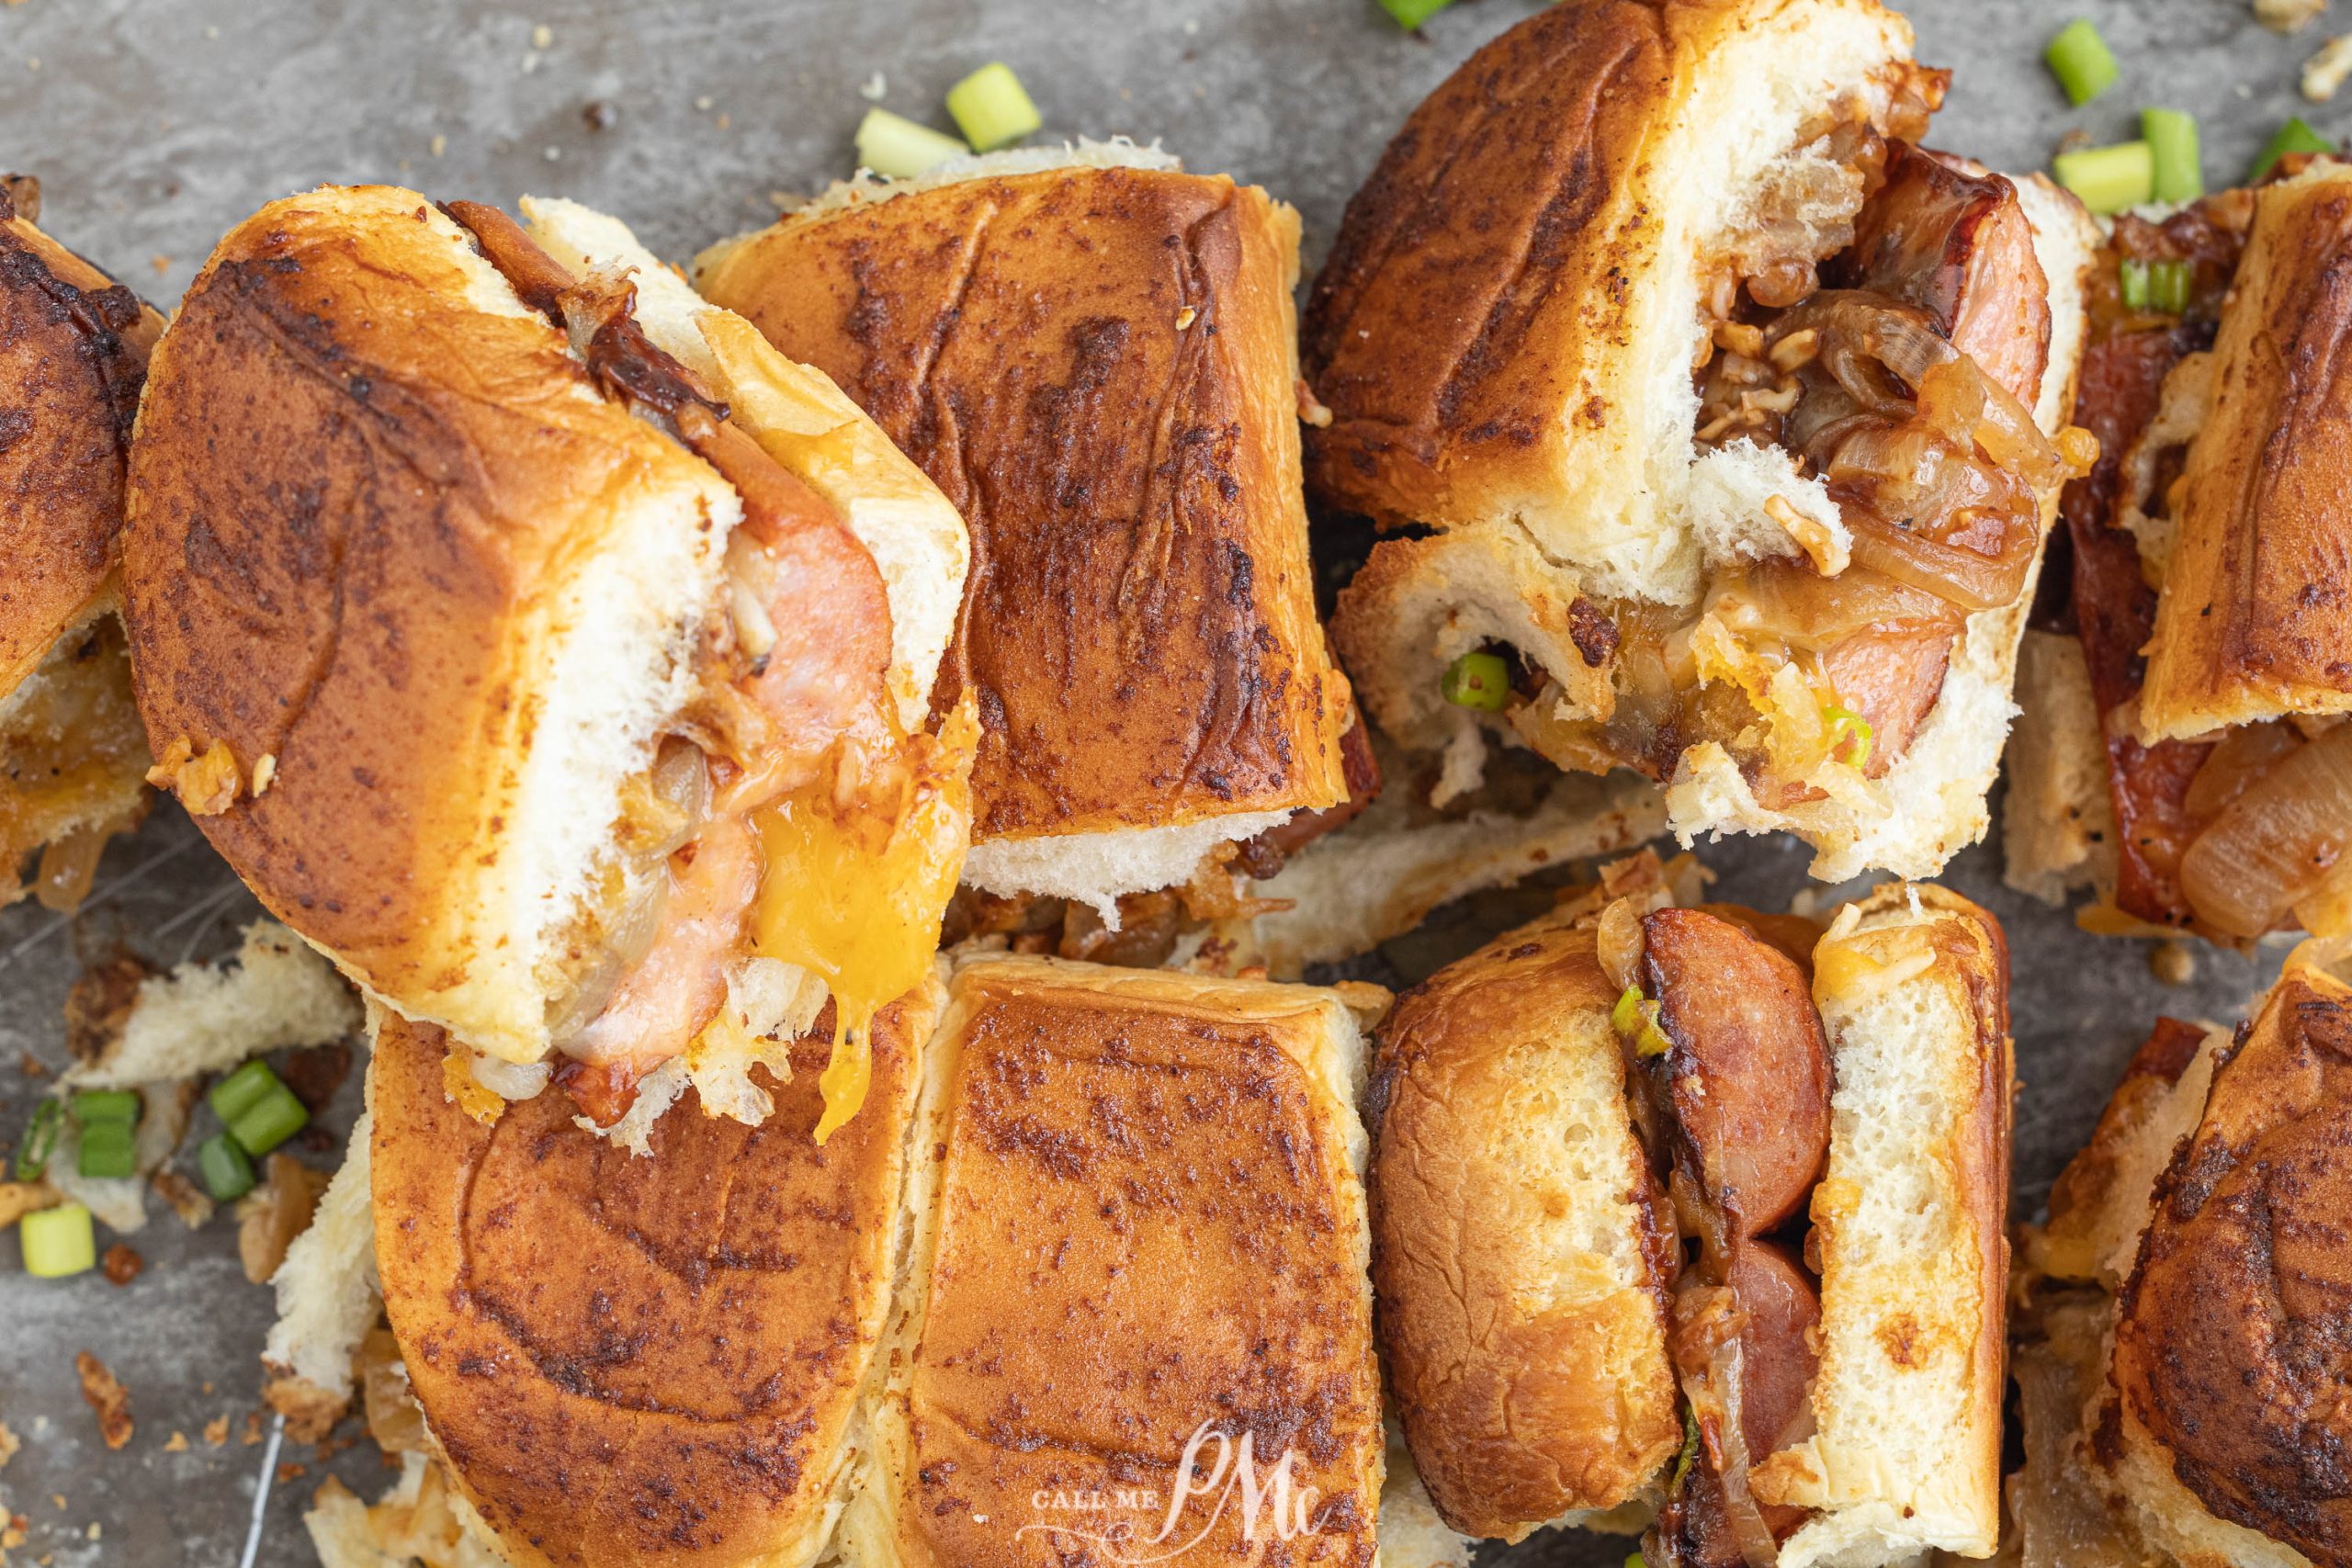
[1367,915,1680,1540]
[837,956,1383,1567]
[1303,0,1921,592]
[696,157,1355,909]
[1332,172,2098,884]
[1751,883,2010,1564]
[370,972,942,1568]
[2140,162,2352,740]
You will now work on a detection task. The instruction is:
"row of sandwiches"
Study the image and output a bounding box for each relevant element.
[2,0,2347,1563]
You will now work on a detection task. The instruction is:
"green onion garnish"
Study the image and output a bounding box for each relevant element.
[1825,704,1875,769]
[14,1099,61,1181]
[2147,259,2191,315]
[1670,1405,1701,1488]
[76,1122,136,1181]
[198,1133,256,1202]
[228,1084,309,1156]
[944,62,1042,153]
[1377,0,1454,28]
[854,107,970,181]
[2142,109,2203,203]
[2251,117,2338,181]
[209,1060,279,1125]
[2118,257,2151,310]
[2044,20,2120,107]
[1611,985,1645,1038]
[2052,141,2154,215]
[21,1202,96,1279]
[72,1089,141,1127]
[1440,650,1512,711]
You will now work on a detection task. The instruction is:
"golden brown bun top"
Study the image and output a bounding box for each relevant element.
[889,959,1381,1565]
[1365,916,1680,1540]
[2142,162,2352,738]
[371,985,935,1568]
[0,179,161,694]
[2115,964,2352,1565]
[121,186,733,1053]
[696,164,1353,840]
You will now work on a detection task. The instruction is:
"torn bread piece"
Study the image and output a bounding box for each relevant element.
[1311,0,2097,884]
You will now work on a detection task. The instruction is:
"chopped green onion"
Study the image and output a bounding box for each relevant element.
[1611,985,1645,1038]
[2251,117,2337,182]
[1825,704,1875,769]
[1440,650,1512,711]
[853,107,970,181]
[2052,141,2154,215]
[944,62,1042,153]
[209,1060,280,1125]
[198,1133,256,1202]
[2147,259,2191,315]
[1610,985,1672,1058]
[21,1202,96,1279]
[2044,20,2119,107]
[14,1099,61,1181]
[76,1122,136,1181]
[2142,109,2203,204]
[1670,1406,1701,1489]
[1377,0,1453,28]
[228,1084,309,1157]
[2118,257,2151,310]
[72,1089,141,1127]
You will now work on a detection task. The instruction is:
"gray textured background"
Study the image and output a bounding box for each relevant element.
[0,0,2316,1562]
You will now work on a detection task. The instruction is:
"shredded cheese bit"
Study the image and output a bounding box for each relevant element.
[1765,493,1850,577]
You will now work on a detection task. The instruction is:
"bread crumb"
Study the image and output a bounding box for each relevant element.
[143,736,241,815]
[2150,940,2197,986]
[48,1496,62,1511]
[860,71,887,101]
[164,1431,187,1452]
[151,1170,214,1229]
[2258,0,2328,32]
[275,1461,306,1483]
[99,1245,141,1287]
[530,22,553,48]
[0,1182,57,1230]
[73,1354,131,1450]
[0,1418,17,1467]
[201,1416,228,1447]
[2304,34,2352,99]
[148,254,169,276]
[716,113,731,130]
[429,134,447,158]
[242,1410,264,1445]
[695,94,714,111]
[249,753,277,797]
[82,1524,97,1542]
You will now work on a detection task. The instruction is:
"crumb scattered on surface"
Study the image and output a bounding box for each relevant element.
[82,1524,96,1542]
[429,134,447,157]
[242,1410,264,1445]
[275,1462,306,1484]
[98,1245,141,1287]
[148,254,169,275]
[2258,0,2329,32]
[531,22,552,48]
[860,71,887,100]
[151,1170,213,1229]
[0,1182,57,1231]
[17,1051,44,1078]
[2305,33,2352,98]
[2150,940,2197,986]
[0,1418,17,1467]
[201,1416,227,1448]
[163,1431,187,1453]
[62,955,155,1068]
[72,1354,131,1451]
[582,99,616,131]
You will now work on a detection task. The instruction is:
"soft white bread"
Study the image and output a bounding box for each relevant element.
[63,919,359,1089]
[123,186,967,1063]
[1333,167,2098,884]
[1752,883,2012,1565]
[262,1111,379,1440]
[695,150,1356,917]
[1366,904,1681,1541]
[838,955,1384,1567]
[2011,969,2352,1568]
[2000,628,2117,906]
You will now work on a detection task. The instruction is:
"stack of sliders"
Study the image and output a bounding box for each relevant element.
[1305,0,2099,883]
[287,956,1420,1568]
[1,174,164,908]
[1368,852,2012,1564]
[2007,961,2352,1566]
[694,144,1375,963]
[2005,158,2352,946]
[122,186,974,1143]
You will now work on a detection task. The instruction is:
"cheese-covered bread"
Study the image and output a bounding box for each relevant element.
[696,149,1357,916]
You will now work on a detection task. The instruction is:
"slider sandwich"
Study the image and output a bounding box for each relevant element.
[299,957,1399,1567]
[1308,0,2098,883]
[695,145,1369,946]
[2008,964,2352,1567]
[1,175,164,907]
[2007,160,2352,945]
[122,186,972,1139]
[1367,853,2012,1563]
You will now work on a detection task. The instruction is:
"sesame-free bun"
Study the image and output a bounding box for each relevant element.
[121,186,966,1061]
[696,152,1356,914]
[370,973,942,1568]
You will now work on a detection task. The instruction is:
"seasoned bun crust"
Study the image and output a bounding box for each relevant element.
[1367,917,1679,1540]
[2141,162,2352,740]
[1303,0,1918,592]
[696,164,1354,849]
[840,957,1382,1568]
[123,186,741,1060]
[370,977,939,1568]
[0,179,161,695]
[2115,966,2352,1565]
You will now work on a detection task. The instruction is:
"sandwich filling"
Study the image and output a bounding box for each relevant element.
[1489,115,2081,815]
[444,204,974,1140]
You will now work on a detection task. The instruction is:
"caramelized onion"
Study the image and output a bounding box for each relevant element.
[1709,1334,1784,1568]
[2180,724,2352,939]
[2181,720,2303,823]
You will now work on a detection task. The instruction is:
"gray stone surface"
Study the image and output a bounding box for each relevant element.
[0,0,2320,1562]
